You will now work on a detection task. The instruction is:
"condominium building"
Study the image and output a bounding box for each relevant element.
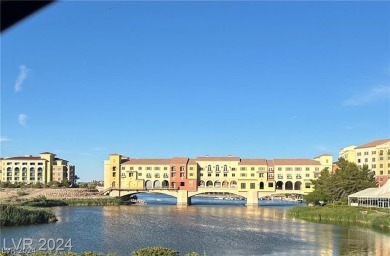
[104,154,333,194]
[339,139,390,186]
[0,152,76,184]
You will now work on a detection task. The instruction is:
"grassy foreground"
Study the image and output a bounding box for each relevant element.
[0,197,125,226]
[0,247,204,256]
[0,204,57,226]
[288,205,390,230]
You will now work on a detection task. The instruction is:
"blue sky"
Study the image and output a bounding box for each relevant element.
[1,1,389,181]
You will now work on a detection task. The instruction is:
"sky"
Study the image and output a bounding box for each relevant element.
[1,1,389,182]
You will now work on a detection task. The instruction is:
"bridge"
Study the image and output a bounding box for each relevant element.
[104,187,307,206]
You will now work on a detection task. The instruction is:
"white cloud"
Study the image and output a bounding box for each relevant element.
[18,114,28,127]
[343,85,390,106]
[0,136,11,142]
[14,65,29,93]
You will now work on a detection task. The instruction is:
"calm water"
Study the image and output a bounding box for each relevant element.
[1,195,390,256]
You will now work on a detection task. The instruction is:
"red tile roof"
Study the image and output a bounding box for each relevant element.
[355,139,390,149]
[188,159,197,165]
[123,159,171,165]
[196,156,241,161]
[4,156,43,160]
[239,159,267,165]
[170,157,189,164]
[272,159,321,165]
[314,153,333,158]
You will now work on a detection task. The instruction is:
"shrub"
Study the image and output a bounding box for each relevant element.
[132,247,180,256]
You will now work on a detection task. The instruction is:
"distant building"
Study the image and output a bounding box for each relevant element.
[339,139,390,186]
[0,152,75,184]
[104,153,333,194]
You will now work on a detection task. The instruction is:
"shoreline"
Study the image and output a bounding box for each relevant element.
[287,205,390,231]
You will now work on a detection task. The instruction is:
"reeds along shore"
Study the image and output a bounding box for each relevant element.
[287,205,390,230]
[0,204,57,226]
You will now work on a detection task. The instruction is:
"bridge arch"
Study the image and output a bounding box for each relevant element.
[276,181,283,190]
[214,180,221,188]
[189,190,247,199]
[285,181,293,190]
[162,180,169,188]
[294,181,301,190]
[230,181,237,188]
[154,180,161,188]
[206,180,213,187]
[199,180,205,187]
[222,180,229,188]
[145,180,152,189]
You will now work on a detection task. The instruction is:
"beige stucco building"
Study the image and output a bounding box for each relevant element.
[339,139,390,186]
[0,152,75,185]
[104,154,333,195]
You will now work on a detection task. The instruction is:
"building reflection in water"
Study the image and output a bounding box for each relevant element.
[98,205,390,256]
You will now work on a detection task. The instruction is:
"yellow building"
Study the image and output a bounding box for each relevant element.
[104,154,333,194]
[1,152,76,184]
[339,139,390,186]
[339,146,357,163]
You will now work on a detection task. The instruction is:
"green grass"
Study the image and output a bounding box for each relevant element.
[0,204,57,226]
[288,205,390,231]
[63,197,124,206]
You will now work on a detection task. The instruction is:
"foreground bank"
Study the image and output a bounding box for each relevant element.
[288,205,390,230]
[0,197,126,226]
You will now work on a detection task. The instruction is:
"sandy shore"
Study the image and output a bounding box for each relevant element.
[0,188,109,200]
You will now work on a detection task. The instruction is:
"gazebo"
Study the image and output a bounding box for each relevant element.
[348,180,390,208]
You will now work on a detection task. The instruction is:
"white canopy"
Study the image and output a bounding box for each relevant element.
[348,180,390,199]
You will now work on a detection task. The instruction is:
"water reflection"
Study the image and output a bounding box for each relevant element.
[1,205,389,256]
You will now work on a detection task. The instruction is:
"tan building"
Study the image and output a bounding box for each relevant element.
[0,152,76,184]
[104,154,333,195]
[339,139,390,186]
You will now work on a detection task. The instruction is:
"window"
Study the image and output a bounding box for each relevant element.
[180,172,185,177]
[232,168,236,171]
[287,174,292,179]
[189,173,194,177]
[380,171,384,175]
[295,167,301,171]
[372,158,376,162]
[223,173,228,177]
[240,183,246,189]
[365,158,368,163]
[30,163,35,165]
[357,159,361,163]
[250,183,255,189]
[7,162,11,165]
[22,162,27,165]
[130,167,134,170]
[146,167,151,170]
[357,152,361,156]
[208,173,212,177]
[232,173,235,177]
[372,151,376,154]
[154,167,160,170]
[240,167,246,171]
[129,173,134,177]
[240,173,247,177]
[296,175,301,179]
[138,167,142,170]
[380,164,383,168]
[364,152,369,155]
[278,174,283,179]
[200,173,203,177]
[216,165,220,172]
[155,174,160,178]
[121,173,126,178]
[112,172,116,177]
[164,167,167,170]
[259,167,265,171]
[190,167,193,170]
[216,173,219,177]
[259,173,264,178]
[268,182,273,188]
[180,166,185,172]
[306,167,310,171]
[305,183,311,188]
[224,165,228,172]
[38,163,43,165]
[180,182,185,186]
[146,173,152,178]
[207,165,212,173]
[314,174,319,178]
[315,167,319,171]
[278,167,282,171]
[306,173,310,177]
[286,167,292,171]
[121,167,125,170]
[251,167,255,171]
[171,172,176,177]
[15,162,20,165]
[251,173,255,177]
[163,173,168,178]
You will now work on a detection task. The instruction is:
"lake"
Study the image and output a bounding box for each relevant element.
[1,194,389,255]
